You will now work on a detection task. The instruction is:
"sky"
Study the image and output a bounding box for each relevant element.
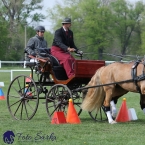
[39,0,143,30]
[39,0,62,30]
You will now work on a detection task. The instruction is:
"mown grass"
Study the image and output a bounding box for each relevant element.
[0,67,145,145]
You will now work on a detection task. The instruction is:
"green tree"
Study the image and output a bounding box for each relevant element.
[0,19,11,60]
[47,0,145,60]
[109,0,145,56]
[0,0,45,60]
[78,0,114,59]
[44,31,53,48]
[47,0,113,59]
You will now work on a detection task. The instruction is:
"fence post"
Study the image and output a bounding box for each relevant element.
[24,61,26,68]
[0,60,1,68]
[11,70,12,81]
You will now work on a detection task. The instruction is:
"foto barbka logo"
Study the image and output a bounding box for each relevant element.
[17,131,56,142]
[3,130,56,144]
[3,130,15,144]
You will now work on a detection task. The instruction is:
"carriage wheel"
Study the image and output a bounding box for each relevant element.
[7,75,39,120]
[46,84,72,119]
[88,107,108,121]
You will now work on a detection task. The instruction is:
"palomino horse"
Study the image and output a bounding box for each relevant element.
[81,60,145,124]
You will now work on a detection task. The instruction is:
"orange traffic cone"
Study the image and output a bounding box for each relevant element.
[66,99,81,124]
[25,74,32,83]
[51,111,67,124]
[0,88,5,100]
[115,98,130,122]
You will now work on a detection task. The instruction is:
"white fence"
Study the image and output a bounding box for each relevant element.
[0,70,31,81]
[0,60,27,68]
[0,60,125,69]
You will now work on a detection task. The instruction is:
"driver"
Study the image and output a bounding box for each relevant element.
[51,18,82,79]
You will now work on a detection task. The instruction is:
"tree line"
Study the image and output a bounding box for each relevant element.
[0,0,145,61]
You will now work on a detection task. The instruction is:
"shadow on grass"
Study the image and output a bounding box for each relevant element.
[80,116,108,124]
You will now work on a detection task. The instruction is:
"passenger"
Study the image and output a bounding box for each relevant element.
[51,18,82,78]
[25,26,49,61]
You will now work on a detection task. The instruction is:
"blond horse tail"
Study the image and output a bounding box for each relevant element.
[81,66,105,112]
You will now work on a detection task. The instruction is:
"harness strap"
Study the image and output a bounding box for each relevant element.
[131,60,142,94]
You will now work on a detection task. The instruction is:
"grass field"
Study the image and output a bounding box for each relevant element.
[0,67,145,145]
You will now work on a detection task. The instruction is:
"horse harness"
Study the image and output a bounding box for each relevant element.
[131,59,145,94]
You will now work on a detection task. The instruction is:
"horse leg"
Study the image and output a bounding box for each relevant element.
[140,94,145,114]
[110,100,117,119]
[110,86,128,119]
[103,87,117,124]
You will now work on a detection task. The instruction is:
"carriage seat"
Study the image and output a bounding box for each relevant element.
[25,48,68,80]
[48,55,68,80]
[37,50,68,80]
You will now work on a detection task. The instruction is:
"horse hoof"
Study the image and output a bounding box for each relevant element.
[110,121,117,124]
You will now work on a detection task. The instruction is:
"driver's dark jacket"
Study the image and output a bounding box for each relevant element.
[52,27,78,52]
[25,35,47,60]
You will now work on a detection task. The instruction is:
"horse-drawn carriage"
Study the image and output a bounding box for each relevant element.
[7,50,145,124]
[6,52,107,121]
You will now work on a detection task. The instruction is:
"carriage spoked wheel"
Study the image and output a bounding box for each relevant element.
[88,107,108,121]
[71,90,83,116]
[7,75,39,120]
[46,84,73,119]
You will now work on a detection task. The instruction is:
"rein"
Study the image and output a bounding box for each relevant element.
[73,79,133,92]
